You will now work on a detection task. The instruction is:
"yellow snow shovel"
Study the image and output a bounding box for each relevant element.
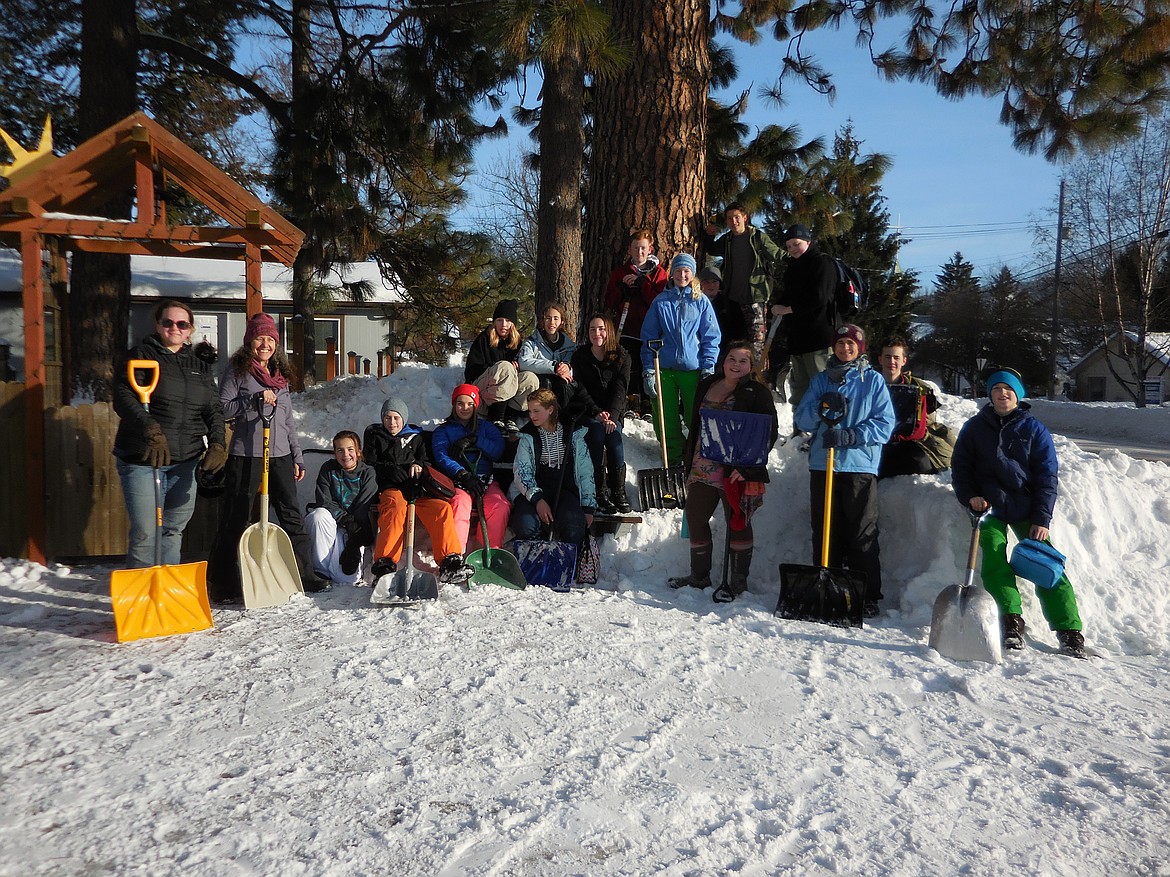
[110,359,213,643]
[239,398,303,609]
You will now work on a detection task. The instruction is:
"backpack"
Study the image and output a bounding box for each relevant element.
[830,257,868,320]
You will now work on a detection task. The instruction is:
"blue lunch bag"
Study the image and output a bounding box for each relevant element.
[1009,539,1066,589]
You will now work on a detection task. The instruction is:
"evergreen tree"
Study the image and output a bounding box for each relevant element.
[982,267,1049,387]
[917,253,990,393]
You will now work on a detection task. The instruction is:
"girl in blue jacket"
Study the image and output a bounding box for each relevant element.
[794,324,894,616]
[640,253,722,464]
[951,369,1085,658]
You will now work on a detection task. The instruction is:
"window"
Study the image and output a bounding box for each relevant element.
[284,317,342,377]
[1087,376,1106,402]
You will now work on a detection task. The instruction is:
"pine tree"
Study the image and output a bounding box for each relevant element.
[917,253,989,393]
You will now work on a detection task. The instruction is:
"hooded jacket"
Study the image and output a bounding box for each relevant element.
[775,244,837,355]
[512,420,597,512]
[113,333,225,464]
[362,422,428,492]
[794,358,895,475]
[951,401,1059,527]
[639,285,721,373]
[519,329,575,375]
[604,260,669,338]
[431,416,506,482]
[701,225,781,305]
[219,363,302,467]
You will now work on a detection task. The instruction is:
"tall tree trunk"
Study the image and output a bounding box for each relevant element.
[70,0,137,401]
[582,0,708,318]
[290,0,317,386]
[535,44,586,333]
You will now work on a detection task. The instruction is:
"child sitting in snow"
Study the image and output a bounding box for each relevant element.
[363,397,471,585]
[306,431,378,585]
[950,369,1087,658]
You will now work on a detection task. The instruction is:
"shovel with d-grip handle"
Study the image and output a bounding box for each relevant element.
[110,359,214,642]
[637,339,688,511]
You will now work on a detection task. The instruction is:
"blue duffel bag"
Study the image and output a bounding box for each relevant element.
[1009,539,1066,589]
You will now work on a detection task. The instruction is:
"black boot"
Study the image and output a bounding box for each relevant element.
[608,464,632,514]
[714,547,752,602]
[669,545,712,589]
[1002,613,1025,650]
[594,466,615,515]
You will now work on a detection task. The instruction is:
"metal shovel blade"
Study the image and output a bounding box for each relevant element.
[110,561,213,642]
[371,568,439,606]
[239,521,303,610]
[928,584,1002,663]
[776,563,866,628]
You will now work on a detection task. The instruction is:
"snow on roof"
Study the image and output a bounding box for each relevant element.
[0,248,404,305]
[1068,330,1170,373]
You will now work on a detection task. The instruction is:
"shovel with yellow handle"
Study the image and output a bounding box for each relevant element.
[110,359,214,642]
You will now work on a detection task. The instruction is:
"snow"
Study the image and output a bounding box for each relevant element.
[3,366,1170,876]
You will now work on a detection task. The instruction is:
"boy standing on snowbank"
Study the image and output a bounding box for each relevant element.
[950,369,1087,658]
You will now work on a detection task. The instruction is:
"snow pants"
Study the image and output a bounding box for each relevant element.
[809,470,883,602]
[979,516,1082,631]
[306,507,364,585]
[651,368,699,466]
[375,489,463,565]
[450,482,511,552]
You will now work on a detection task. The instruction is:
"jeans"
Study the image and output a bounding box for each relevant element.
[510,490,587,545]
[116,456,199,567]
[583,416,625,475]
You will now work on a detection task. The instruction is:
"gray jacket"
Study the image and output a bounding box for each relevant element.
[219,366,304,468]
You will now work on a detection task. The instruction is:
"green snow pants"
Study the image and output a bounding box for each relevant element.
[979,515,1082,631]
[652,368,700,467]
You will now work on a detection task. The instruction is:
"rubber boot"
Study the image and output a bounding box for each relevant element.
[608,464,632,514]
[669,545,712,589]
[594,467,615,515]
[714,546,752,602]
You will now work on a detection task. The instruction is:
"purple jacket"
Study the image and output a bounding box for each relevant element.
[219,366,303,468]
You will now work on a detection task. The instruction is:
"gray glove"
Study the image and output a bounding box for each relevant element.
[642,370,657,399]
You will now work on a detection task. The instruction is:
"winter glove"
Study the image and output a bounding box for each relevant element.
[822,428,858,449]
[642,370,658,399]
[201,443,228,474]
[143,422,171,468]
[454,469,487,498]
[337,510,354,529]
[449,434,477,457]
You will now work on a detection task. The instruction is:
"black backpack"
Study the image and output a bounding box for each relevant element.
[830,257,868,320]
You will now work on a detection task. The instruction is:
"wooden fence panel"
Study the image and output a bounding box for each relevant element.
[0,382,28,558]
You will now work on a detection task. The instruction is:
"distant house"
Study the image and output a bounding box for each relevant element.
[1067,332,1170,404]
[0,248,405,381]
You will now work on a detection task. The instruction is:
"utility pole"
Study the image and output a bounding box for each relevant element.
[1049,179,1066,399]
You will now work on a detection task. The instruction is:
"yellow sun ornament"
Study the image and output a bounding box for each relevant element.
[0,115,55,184]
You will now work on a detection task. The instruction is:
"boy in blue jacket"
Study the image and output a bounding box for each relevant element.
[794,324,895,616]
[951,369,1086,658]
[640,253,722,465]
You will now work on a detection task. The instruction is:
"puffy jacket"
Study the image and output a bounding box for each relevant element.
[313,458,377,523]
[683,375,778,484]
[775,244,836,355]
[512,421,597,511]
[113,334,225,464]
[219,365,303,467]
[431,417,506,482]
[570,344,631,419]
[951,402,1059,527]
[604,260,669,339]
[519,330,575,375]
[701,225,781,305]
[639,285,721,373]
[465,328,523,383]
[363,422,427,492]
[795,359,894,475]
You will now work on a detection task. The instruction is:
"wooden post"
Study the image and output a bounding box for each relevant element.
[363,358,370,376]
[245,244,263,319]
[21,232,46,564]
[326,337,337,381]
[347,351,358,375]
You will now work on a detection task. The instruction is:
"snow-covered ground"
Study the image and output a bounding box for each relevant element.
[3,365,1170,876]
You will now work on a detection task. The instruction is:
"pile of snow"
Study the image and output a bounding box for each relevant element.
[3,365,1169,875]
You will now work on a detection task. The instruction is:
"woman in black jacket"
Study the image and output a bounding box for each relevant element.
[670,339,778,602]
[112,300,226,568]
[569,313,632,514]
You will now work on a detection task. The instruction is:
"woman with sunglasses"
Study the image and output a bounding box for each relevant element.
[113,300,226,570]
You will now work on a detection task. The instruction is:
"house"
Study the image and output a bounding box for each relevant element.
[0,247,405,381]
[1067,332,1170,404]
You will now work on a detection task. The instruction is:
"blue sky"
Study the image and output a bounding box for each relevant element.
[464,24,1066,290]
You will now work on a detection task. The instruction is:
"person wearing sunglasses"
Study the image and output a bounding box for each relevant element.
[113,300,226,570]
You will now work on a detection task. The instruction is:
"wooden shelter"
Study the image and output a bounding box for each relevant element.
[0,112,304,563]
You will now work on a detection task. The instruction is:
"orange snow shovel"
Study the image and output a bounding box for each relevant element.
[110,360,213,643]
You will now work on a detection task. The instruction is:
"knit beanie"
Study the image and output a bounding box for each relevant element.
[381,396,408,424]
[451,383,481,408]
[698,265,722,283]
[987,369,1026,400]
[783,223,813,243]
[833,323,866,353]
[243,312,279,345]
[492,299,519,323]
[670,253,697,275]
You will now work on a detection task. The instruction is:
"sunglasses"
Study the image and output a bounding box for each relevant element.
[160,319,191,330]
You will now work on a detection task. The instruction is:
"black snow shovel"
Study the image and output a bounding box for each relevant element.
[637,339,688,511]
[928,510,1002,663]
[371,484,439,607]
[775,392,865,627]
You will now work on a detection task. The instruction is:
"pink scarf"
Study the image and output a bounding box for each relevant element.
[249,358,288,391]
